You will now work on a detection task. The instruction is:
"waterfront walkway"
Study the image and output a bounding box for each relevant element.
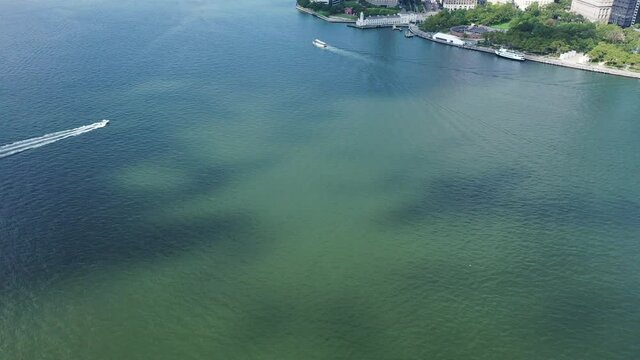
[408,26,640,80]
[296,5,356,23]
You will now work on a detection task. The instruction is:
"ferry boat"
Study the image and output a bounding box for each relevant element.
[312,39,327,49]
[495,48,525,61]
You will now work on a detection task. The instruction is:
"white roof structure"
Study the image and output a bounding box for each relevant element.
[433,33,465,46]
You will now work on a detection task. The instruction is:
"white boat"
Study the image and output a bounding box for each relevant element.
[312,39,327,48]
[495,48,525,61]
[100,119,110,126]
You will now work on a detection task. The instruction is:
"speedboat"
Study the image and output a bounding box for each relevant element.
[495,48,525,61]
[100,119,110,126]
[312,39,327,49]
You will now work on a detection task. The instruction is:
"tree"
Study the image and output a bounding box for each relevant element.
[597,24,625,43]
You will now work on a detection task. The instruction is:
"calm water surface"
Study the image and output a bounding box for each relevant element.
[1,0,639,358]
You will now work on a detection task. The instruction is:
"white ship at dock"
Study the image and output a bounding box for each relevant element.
[495,48,525,61]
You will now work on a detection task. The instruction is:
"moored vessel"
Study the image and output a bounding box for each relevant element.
[495,48,525,61]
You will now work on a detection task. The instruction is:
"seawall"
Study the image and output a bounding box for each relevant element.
[296,5,356,23]
[408,25,640,80]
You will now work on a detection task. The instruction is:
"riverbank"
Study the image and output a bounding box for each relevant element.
[408,26,640,80]
[297,5,640,79]
[296,5,356,23]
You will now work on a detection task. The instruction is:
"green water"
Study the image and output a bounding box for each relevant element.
[1,0,639,358]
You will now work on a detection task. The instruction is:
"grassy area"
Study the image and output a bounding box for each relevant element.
[332,13,358,20]
[492,22,510,30]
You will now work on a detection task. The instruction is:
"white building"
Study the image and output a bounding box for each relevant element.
[311,0,343,5]
[570,0,614,22]
[486,0,512,4]
[355,12,429,27]
[513,0,554,9]
[433,32,466,45]
[442,0,478,10]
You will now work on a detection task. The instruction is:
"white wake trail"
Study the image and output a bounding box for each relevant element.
[325,46,374,64]
[0,120,109,159]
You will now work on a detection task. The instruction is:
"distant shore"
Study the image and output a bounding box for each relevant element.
[407,26,640,80]
[296,5,356,23]
[296,5,640,80]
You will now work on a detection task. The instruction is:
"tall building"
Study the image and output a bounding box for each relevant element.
[570,0,614,23]
[442,0,478,10]
[609,0,639,27]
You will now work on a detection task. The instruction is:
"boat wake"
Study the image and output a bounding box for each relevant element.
[0,120,109,159]
[325,45,374,63]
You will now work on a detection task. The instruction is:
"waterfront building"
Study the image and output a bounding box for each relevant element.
[513,0,554,9]
[433,32,466,45]
[311,0,343,6]
[355,12,429,27]
[365,0,399,6]
[486,0,513,4]
[609,0,639,27]
[442,0,478,10]
[570,0,614,23]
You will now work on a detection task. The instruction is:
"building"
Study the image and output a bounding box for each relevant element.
[570,0,614,23]
[365,0,399,6]
[450,24,496,39]
[609,0,639,27]
[433,32,466,45]
[442,0,478,10]
[355,12,429,27]
[311,0,343,6]
[486,0,512,4]
[513,0,554,10]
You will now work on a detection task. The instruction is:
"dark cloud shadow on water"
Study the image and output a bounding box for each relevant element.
[0,208,261,294]
[383,168,528,225]
[378,167,640,358]
[218,293,393,359]
[0,154,272,294]
[382,167,640,230]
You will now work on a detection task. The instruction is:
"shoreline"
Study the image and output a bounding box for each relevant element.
[296,6,640,80]
[407,26,640,80]
[295,5,356,23]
